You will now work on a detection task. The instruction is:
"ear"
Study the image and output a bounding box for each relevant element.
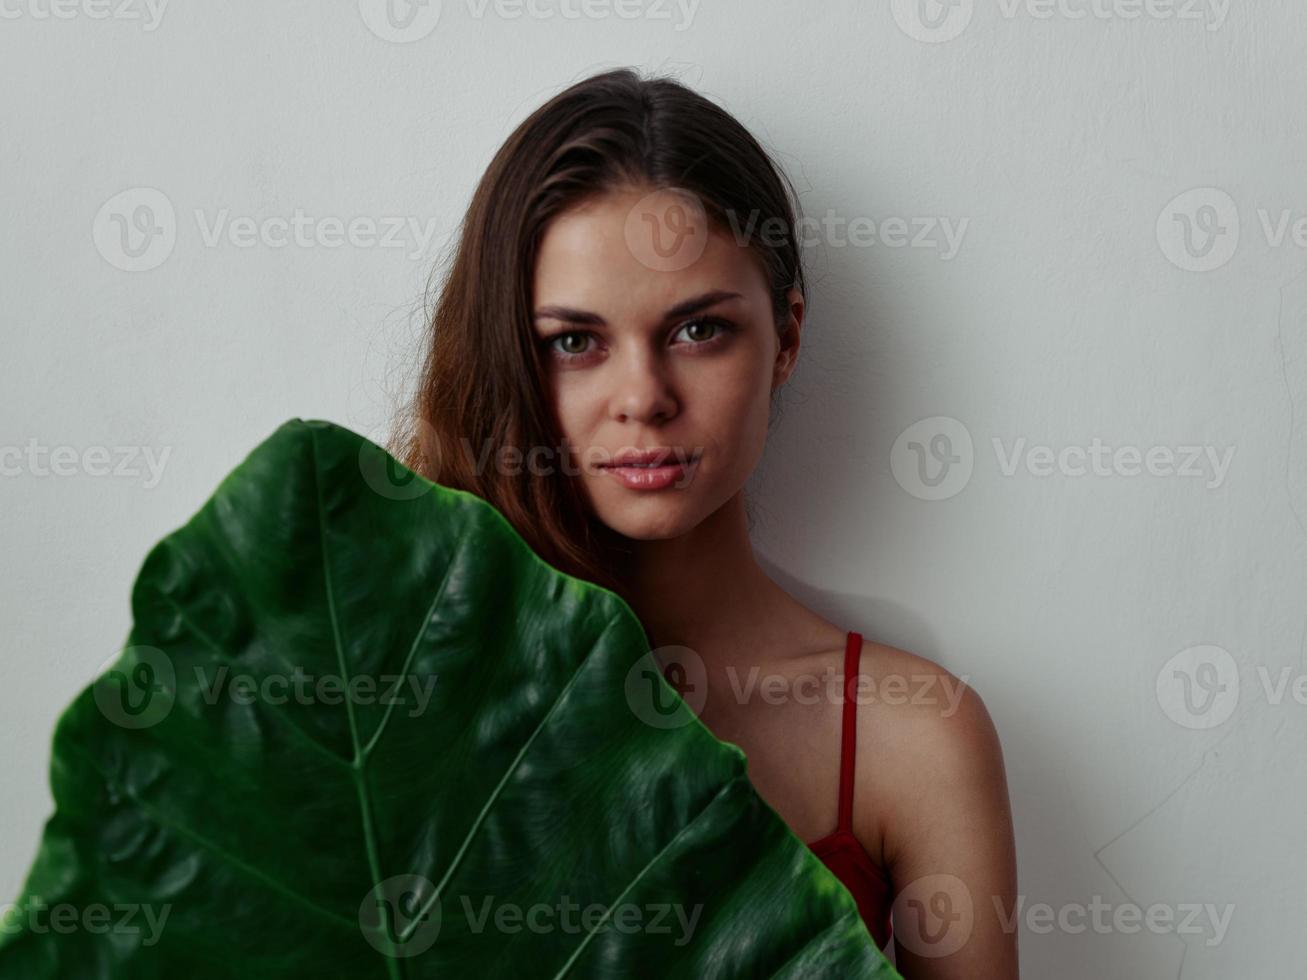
[772,287,804,388]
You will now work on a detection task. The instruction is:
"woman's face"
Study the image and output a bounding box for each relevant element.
[531,185,802,541]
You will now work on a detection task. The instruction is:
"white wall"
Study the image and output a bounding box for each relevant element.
[2,2,1302,976]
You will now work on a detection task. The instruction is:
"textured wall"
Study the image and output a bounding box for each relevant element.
[1,2,1301,976]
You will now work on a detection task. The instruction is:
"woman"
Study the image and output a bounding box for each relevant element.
[392,66,1019,978]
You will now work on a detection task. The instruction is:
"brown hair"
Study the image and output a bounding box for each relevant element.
[388,66,807,598]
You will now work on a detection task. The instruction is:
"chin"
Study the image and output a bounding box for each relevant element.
[593,497,704,541]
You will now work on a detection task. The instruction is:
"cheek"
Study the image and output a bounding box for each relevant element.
[544,374,599,445]
[695,354,774,471]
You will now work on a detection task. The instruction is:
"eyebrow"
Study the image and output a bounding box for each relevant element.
[532,289,744,327]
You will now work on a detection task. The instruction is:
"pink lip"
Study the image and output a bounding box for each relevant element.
[601,462,696,490]
[606,448,690,467]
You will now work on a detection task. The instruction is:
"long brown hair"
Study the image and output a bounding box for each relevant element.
[388,66,807,598]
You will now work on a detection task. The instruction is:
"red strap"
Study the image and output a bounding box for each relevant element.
[836,631,863,832]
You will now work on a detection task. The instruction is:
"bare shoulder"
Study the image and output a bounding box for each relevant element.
[852,638,1013,872]
[851,638,1019,970]
[769,632,998,750]
[858,638,997,735]
[853,636,1005,788]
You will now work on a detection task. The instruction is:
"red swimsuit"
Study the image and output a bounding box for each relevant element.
[804,631,895,950]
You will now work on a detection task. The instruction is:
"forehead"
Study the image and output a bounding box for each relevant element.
[532,189,769,313]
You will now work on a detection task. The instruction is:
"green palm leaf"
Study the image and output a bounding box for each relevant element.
[0,418,900,979]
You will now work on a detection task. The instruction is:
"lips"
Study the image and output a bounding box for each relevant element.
[597,447,701,490]
[600,448,697,469]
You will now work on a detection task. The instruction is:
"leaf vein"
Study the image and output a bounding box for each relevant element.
[65,740,357,931]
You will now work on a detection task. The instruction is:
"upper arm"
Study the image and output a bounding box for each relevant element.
[866,665,1019,979]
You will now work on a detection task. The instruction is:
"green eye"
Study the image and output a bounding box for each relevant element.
[683,322,714,342]
[543,319,728,363]
[551,332,592,355]
[674,319,722,344]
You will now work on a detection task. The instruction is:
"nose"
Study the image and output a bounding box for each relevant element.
[609,346,679,425]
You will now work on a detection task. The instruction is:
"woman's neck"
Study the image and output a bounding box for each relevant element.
[622,490,787,654]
